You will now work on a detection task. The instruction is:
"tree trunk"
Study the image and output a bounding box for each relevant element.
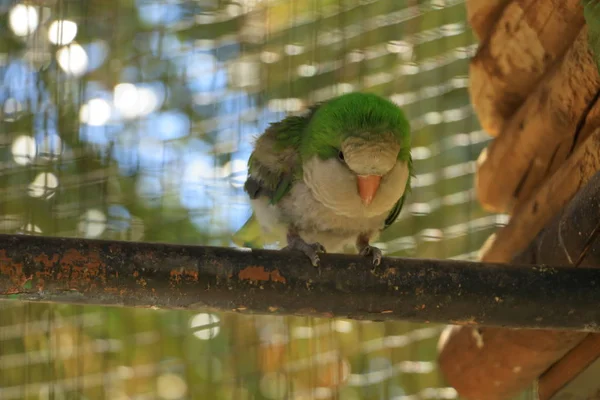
[481,128,600,263]
[475,28,600,213]
[469,0,583,136]
[465,0,511,40]
[439,166,600,400]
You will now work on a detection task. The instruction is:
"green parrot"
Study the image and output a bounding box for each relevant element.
[232,92,413,267]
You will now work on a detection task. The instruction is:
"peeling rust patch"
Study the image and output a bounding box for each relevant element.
[33,253,59,268]
[382,267,398,278]
[269,269,286,284]
[58,248,107,290]
[169,268,199,286]
[239,266,269,281]
[238,266,287,284]
[0,249,32,293]
[34,252,59,286]
[1,233,600,330]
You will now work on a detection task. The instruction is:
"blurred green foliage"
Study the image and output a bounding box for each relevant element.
[0,0,515,399]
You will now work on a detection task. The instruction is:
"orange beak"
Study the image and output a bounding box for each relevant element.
[357,175,382,206]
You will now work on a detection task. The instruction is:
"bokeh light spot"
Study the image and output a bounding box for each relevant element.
[12,135,36,165]
[28,172,59,199]
[190,313,220,340]
[78,209,107,238]
[80,98,112,126]
[57,43,89,76]
[157,373,188,400]
[9,5,39,37]
[48,20,78,45]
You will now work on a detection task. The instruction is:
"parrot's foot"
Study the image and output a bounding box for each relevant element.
[359,245,383,267]
[357,233,383,268]
[283,235,326,267]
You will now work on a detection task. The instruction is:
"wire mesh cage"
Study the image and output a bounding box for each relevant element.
[0,0,510,398]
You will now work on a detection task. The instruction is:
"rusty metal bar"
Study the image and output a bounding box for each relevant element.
[0,233,599,331]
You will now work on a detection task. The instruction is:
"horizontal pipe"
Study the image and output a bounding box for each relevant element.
[0,233,599,331]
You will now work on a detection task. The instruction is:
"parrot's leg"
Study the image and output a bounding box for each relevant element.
[357,234,383,267]
[282,229,326,267]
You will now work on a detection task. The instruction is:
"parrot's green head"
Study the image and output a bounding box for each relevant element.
[300,92,412,217]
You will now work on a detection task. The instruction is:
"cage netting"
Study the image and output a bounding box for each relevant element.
[0,0,509,399]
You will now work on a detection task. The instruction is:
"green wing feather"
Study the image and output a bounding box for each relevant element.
[232,109,318,248]
[231,214,281,248]
[231,214,263,248]
[248,110,318,203]
[383,155,414,229]
[232,98,412,247]
[384,193,407,229]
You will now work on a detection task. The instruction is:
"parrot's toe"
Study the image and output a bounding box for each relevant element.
[283,238,327,267]
[359,245,383,268]
[312,242,327,254]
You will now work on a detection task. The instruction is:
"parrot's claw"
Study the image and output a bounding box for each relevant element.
[359,245,383,268]
[283,238,326,267]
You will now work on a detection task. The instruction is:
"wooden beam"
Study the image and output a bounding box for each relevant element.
[438,326,584,400]
[469,0,583,137]
[465,0,512,40]
[481,128,600,263]
[475,27,600,213]
[538,334,600,400]
[438,168,600,400]
[543,357,600,399]
[1,235,600,329]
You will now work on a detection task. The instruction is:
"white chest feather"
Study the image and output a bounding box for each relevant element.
[250,157,409,252]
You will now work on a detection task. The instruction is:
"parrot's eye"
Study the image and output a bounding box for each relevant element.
[337,151,345,162]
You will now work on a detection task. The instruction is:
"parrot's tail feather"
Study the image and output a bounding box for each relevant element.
[232,215,266,249]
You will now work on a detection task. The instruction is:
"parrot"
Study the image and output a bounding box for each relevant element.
[232,92,413,267]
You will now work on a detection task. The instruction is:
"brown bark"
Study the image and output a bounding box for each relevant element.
[538,335,600,400]
[481,128,600,263]
[469,0,584,137]
[438,154,600,399]
[542,98,600,190]
[4,234,600,330]
[475,28,600,213]
[439,4,599,398]
[466,0,512,40]
[438,326,584,400]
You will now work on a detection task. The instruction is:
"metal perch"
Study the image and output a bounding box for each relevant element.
[0,233,599,331]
